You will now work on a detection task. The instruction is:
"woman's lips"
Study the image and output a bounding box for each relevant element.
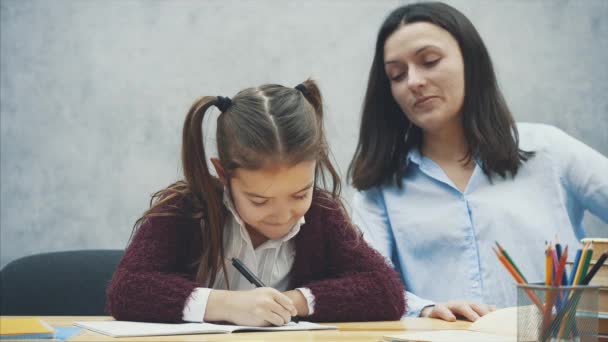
[414,96,438,107]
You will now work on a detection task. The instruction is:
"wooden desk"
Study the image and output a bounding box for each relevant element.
[26,316,472,341]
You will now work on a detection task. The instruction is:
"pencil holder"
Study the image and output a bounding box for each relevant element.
[517,283,599,342]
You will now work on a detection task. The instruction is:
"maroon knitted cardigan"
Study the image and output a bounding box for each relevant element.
[106,191,406,323]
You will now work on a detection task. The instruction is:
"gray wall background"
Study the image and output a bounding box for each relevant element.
[1,0,607,268]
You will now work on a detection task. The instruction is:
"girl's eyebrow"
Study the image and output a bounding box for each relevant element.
[243,182,314,199]
[293,182,314,194]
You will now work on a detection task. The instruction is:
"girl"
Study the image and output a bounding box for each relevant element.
[349,2,608,322]
[107,80,405,325]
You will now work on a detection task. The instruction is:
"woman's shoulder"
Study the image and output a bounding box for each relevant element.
[517,122,594,168]
[517,122,573,151]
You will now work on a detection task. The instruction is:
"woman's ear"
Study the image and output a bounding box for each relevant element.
[210,158,226,184]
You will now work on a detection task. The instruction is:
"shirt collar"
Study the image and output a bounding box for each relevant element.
[406,147,482,169]
[406,147,423,166]
[222,187,305,247]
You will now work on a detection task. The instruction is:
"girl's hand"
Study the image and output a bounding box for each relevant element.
[420,301,496,322]
[282,289,310,316]
[206,288,298,326]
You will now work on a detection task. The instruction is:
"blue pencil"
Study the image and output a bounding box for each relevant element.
[567,248,582,286]
[561,248,583,310]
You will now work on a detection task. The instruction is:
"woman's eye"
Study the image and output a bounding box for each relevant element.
[424,58,440,67]
[390,73,405,81]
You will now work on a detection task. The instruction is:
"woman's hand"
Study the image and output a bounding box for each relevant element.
[205,288,298,326]
[420,301,496,322]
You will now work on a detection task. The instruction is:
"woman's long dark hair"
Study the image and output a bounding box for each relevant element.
[349,2,533,190]
[132,79,342,287]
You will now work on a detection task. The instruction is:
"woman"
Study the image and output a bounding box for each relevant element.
[349,2,608,322]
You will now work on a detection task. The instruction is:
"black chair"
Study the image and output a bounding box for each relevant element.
[0,249,124,315]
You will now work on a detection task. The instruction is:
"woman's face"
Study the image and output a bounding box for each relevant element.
[384,22,465,134]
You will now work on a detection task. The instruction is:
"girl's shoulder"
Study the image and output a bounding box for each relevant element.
[309,189,342,211]
[306,189,350,225]
[149,191,196,217]
[303,189,360,244]
[149,180,222,216]
[141,181,223,231]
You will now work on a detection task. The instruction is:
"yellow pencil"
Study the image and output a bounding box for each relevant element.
[560,242,589,337]
[545,244,552,286]
[571,243,589,286]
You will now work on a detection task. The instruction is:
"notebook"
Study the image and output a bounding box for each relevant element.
[383,306,539,342]
[0,318,54,340]
[74,320,336,337]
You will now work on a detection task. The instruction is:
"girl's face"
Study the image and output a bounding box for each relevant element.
[229,160,316,244]
[384,22,465,135]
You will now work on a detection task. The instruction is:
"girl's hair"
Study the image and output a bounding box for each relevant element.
[348,2,534,190]
[132,79,342,287]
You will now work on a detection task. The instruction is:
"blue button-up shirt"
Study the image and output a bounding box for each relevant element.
[352,123,608,317]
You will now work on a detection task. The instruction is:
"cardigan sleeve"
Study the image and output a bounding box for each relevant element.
[106,212,201,322]
[301,197,406,322]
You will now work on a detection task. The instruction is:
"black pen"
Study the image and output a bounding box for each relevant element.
[231,257,300,323]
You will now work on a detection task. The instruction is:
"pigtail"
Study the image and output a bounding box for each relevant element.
[298,79,342,199]
[297,80,360,242]
[181,97,219,202]
[182,96,229,286]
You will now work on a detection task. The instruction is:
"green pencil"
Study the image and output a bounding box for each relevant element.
[575,245,593,285]
[495,241,528,283]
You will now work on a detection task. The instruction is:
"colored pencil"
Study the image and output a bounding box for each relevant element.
[496,241,527,282]
[581,251,608,285]
[545,244,552,287]
[492,246,542,309]
[567,248,582,286]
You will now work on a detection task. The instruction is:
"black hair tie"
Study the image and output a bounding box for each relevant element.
[215,96,232,112]
[294,83,307,95]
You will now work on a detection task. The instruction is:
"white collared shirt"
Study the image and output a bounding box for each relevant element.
[182,189,315,322]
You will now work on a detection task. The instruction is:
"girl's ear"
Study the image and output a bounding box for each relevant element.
[210,158,226,184]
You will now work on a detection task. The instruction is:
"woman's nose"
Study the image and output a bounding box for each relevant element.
[407,67,427,91]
